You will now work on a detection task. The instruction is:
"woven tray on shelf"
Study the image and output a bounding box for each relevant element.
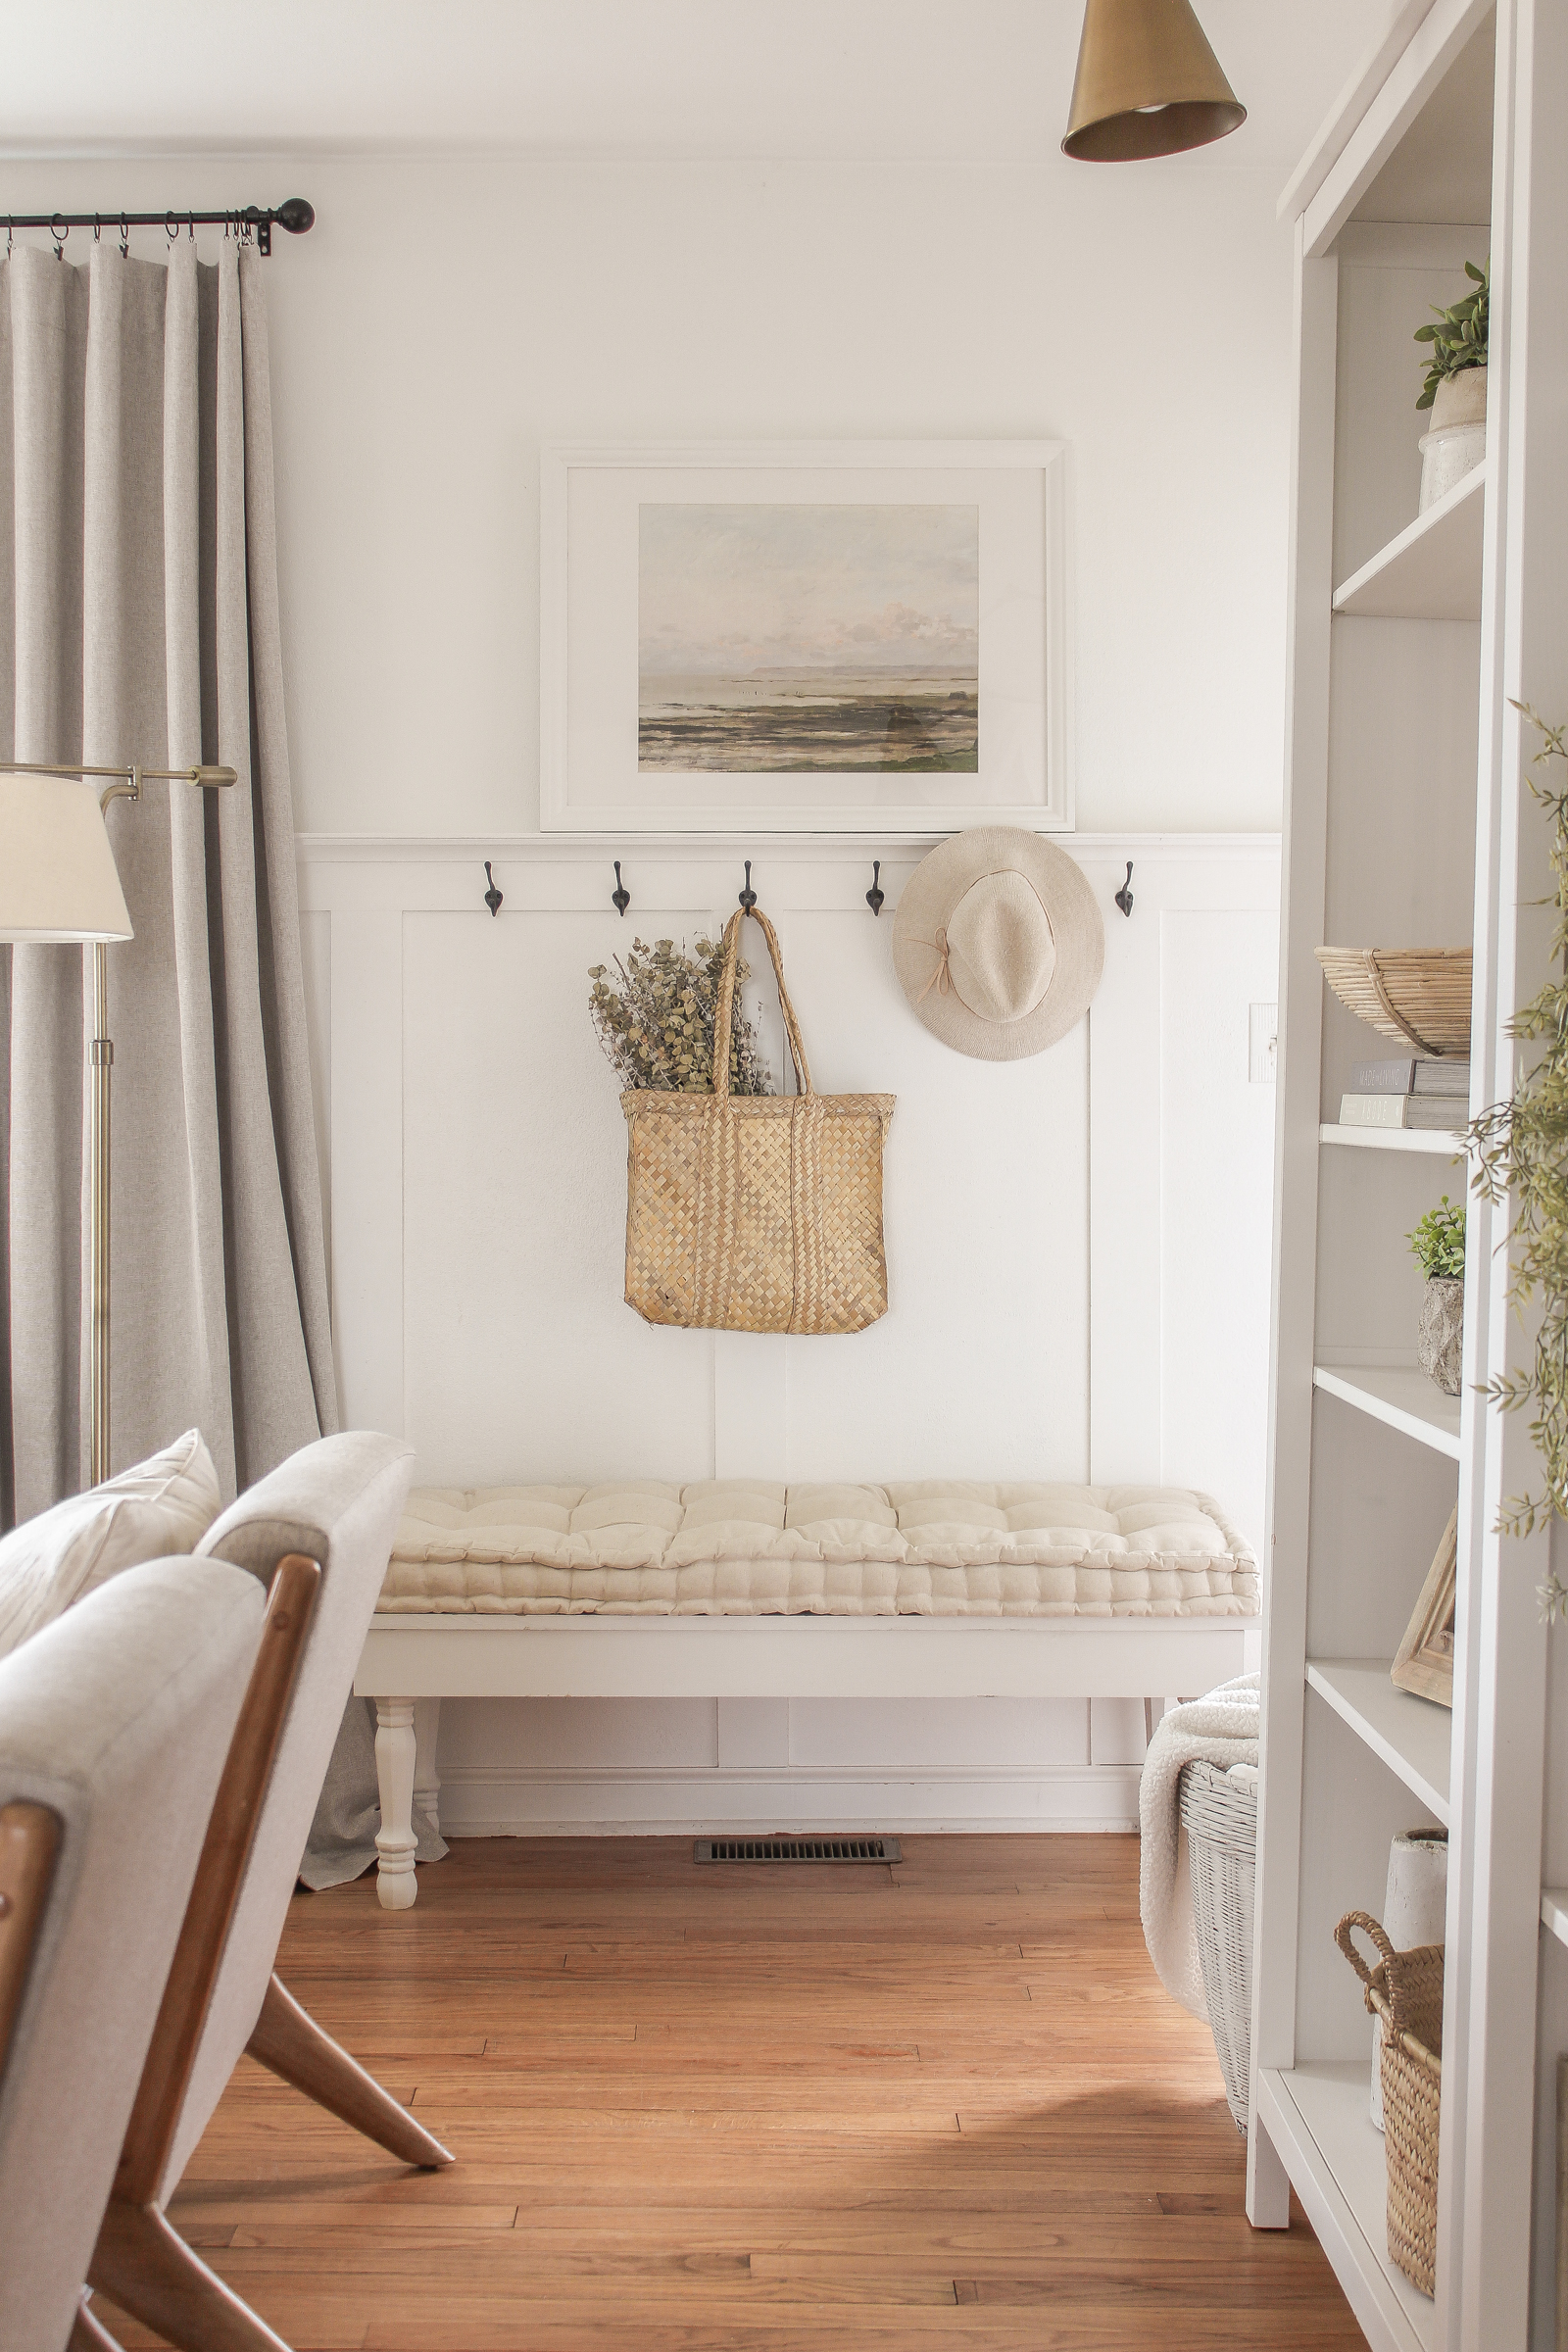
[1315,947,1472,1059]
[1336,1909,1444,2296]
[1179,1758,1256,2133]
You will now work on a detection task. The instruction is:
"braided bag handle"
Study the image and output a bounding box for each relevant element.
[710,904,814,1099]
[1336,1909,1445,2053]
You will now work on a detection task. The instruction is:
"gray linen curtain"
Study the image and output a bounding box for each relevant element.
[0,236,338,1526]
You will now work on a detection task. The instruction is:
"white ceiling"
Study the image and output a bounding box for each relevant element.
[4,1,1400,171]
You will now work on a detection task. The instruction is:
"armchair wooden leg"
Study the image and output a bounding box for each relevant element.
[89,2198,291,2352]
[69,2293,126,2352]
[247,1972,453,2168]
[373,1695,418,1908]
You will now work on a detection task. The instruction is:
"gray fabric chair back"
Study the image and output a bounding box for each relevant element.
[0,1558,265,2352]
[163,1430,413,2197]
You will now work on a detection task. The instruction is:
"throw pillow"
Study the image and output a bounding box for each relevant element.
[0,1430,222,1660]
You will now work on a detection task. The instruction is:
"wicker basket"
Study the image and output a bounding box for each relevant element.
[1337,1910,1444,2295]
[1180,1759,1256,2132]
[1315,947,1473,1058]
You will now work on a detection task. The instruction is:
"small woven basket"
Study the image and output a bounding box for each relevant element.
[1315,947,1473,1059]
[1337,1910,1444,2295]
[1180,1759,1256,2132]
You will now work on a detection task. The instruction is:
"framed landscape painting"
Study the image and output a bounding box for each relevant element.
[539,442,1069,834]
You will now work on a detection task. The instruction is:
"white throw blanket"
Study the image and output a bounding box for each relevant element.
[1139,1673,1260,2016]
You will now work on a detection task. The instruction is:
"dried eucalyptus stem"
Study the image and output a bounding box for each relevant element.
[588,934,772,1096]
[1467,707,1568,1609]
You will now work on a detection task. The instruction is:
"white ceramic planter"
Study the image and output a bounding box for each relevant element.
[1418,366,1487,512]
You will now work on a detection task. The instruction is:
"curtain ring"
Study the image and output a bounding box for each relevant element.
[6,220,13,262]
[165,210,179,247]
[119,213,129,258]
[92,214,101,242]
[51,213,68,259]
[187,212,195,242]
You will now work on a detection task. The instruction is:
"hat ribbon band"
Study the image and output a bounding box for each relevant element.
[915,927,952,1004]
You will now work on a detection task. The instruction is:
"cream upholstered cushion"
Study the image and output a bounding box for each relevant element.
[377,1480,1258,1618]
[0,1558,265,2352]
[156,1431,414,2202]
[0,1429,221,1661]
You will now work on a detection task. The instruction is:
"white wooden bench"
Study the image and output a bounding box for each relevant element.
[353,1480,1260,1907]
[355,1610,1261,1905]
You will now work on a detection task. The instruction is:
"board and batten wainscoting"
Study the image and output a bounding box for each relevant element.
[297,835,1278,1835]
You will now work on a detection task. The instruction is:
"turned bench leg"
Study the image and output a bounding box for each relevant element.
[414,1696,442,1837]
[373,1696,418,1909]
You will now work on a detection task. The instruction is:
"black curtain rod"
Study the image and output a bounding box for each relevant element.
[5,198,314,258]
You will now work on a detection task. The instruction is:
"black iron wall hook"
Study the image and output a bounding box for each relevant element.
[612,860,630,916]
[1114,860,1135,918]
[483,860,503,917]
[866,860,885,917]
[738,859,758,912]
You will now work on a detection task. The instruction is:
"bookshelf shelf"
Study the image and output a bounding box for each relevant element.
[1255,2064,1436,2352]
[1311,1362,1463,1459]
[1319,1122,1466,1156]
[1332,459,1487,621]
[1305,1660,1450,1823]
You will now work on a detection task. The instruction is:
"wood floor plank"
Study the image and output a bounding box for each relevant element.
[142,1835,1364,2349]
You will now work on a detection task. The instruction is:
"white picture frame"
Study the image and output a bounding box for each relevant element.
[539,440,1070,835]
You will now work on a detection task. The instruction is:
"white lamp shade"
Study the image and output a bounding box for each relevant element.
[0,772,133,943]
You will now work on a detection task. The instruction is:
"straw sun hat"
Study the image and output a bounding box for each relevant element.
[892,827,1105,1061]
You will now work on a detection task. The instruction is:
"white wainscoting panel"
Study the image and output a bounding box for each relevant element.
[300,833,1278,1832]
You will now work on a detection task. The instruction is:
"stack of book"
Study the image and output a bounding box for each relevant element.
[1339,1058,1470,1130]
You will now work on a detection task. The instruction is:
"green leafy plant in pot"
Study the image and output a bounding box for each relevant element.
[1415,260,1489,513]
[1409,1196,1465,1397]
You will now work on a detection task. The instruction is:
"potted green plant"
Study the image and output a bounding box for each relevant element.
[1415,260,1488,513]
[1408,1196,1465,1396]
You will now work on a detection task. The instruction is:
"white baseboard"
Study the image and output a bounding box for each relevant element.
[436,1761,1143,1838]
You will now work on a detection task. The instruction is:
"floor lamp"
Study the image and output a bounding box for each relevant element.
[0,760,235,1487]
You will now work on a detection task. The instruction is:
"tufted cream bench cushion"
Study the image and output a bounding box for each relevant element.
[376,1481,1257,1619]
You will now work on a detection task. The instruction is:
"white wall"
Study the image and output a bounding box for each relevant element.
[0,151,1297,838]
[303,836,1278,1831]
[0,148,1292,1826]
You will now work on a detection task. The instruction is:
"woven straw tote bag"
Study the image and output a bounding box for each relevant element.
[1336,1909,1444,2295]
[621,903,895,1335]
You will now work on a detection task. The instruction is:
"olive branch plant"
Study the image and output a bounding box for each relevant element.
[588,933,772,1097]
[1467,707,1568,1613]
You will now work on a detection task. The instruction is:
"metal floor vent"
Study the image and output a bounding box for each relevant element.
[693,1836,903,1864]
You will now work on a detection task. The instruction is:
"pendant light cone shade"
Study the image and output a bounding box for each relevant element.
[0,772,133,942]
[1063,0,1246,161]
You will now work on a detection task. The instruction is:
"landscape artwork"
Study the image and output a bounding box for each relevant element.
[637,503,979,773]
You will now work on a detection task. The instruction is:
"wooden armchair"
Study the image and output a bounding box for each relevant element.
[0,1559,266,2352]
[87,1432,452,2352]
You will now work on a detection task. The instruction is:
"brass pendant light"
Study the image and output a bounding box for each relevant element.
[1062,0,1246,162]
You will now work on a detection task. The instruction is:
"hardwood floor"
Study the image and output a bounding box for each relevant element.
[96,1835,1365,2351]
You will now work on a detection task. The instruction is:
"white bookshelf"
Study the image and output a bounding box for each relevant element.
[1255,5,1567,2344]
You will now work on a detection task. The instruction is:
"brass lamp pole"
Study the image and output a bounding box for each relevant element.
[0,759,236,1484]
